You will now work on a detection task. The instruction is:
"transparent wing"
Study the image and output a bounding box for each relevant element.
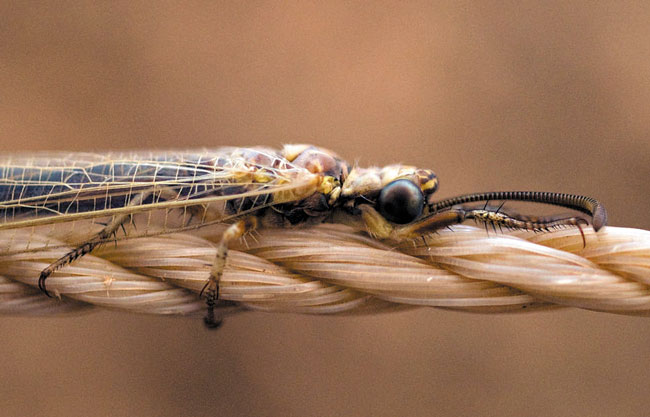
[0,147,318,231]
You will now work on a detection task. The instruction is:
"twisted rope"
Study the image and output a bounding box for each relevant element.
[1,224,649,318]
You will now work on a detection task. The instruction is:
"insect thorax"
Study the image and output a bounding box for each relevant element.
[264,145,439,228]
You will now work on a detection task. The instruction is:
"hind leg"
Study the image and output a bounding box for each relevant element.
[38,193,151,297]
[38,187,199,296]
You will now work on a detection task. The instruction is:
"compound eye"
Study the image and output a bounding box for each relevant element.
[377,179,424,224]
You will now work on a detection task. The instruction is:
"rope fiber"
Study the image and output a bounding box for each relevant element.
[1,224,649,318]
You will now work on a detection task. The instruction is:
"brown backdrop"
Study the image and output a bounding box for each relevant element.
[1,2,649,416]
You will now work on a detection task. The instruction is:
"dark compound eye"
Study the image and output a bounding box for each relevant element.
[377,179,424,224]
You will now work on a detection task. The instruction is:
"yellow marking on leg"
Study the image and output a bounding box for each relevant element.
[358,205,394,239]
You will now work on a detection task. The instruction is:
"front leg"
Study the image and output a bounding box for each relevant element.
[201,216,259,329]
[359,205,467,240]
[359,204,588,243]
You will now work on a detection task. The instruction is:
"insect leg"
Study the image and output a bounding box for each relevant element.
[361,204,589,246]
[359,205,466,240]
[38,192,150,297]
[462,209,589,246]
[395,206,588,245]
[201,216,259,329]
[428,191,606,231]
[38,185,192,297]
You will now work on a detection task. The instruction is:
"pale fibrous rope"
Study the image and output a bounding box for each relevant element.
[1,223,649,318]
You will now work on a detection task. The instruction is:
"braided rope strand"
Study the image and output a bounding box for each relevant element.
[0,224,648,317]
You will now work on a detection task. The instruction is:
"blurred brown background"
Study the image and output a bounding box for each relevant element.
[1,2,649,416]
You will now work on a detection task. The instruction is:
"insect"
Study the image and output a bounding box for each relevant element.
[0,145,607,327]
